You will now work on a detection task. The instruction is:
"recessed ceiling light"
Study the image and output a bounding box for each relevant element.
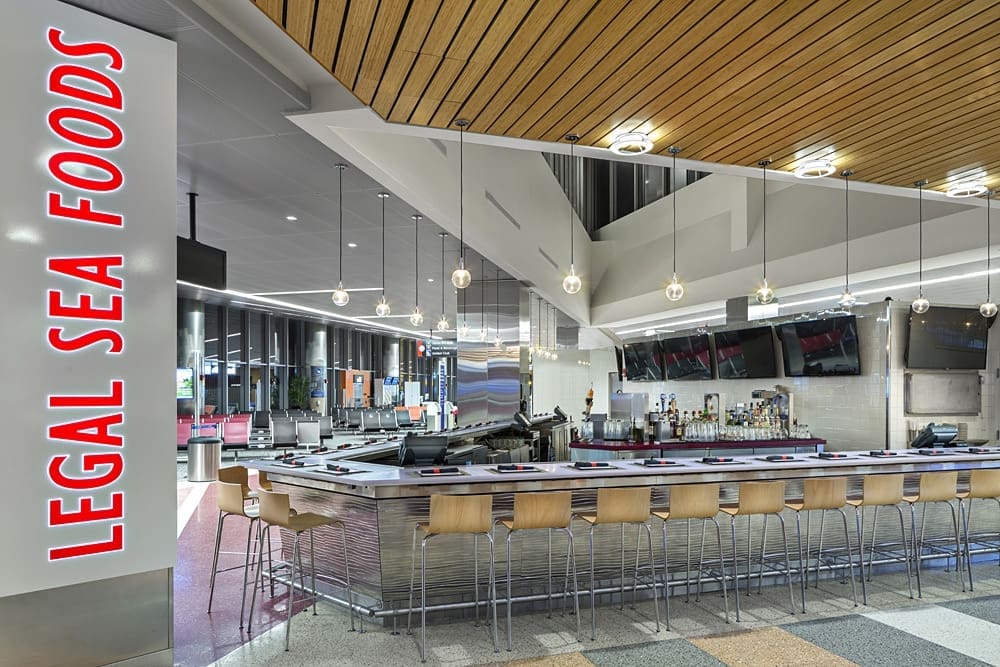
[348,242,358,248]
[946,180,988,198]
[285,215,297,221]
[427,278,434,282]
[609,132,653,156]
[793,159,836,179]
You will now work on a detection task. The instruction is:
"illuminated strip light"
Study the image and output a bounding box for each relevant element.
[616,313,725,336]
[178,280,432,338]
[250,287,383,296]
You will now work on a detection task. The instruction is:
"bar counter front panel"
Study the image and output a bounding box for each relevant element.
[246,451,1000,621]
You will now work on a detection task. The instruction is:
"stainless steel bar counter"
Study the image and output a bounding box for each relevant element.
[245,449,1000,623]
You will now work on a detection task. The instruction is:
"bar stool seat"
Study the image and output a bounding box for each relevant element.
[903,471,966,597]
[956,468,1000,588]
[720,481,795,621]
[493,491,580,651]
[652,483,729,629]
[408,494,499,662]
[846,473,912,604]
[573,487,660,640]
[785,478,858,613]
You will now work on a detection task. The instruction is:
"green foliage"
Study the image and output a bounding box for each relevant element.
[288,373,310,409]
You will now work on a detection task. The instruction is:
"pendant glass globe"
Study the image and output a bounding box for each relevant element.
[911,296,930,314]
[550,351,559,361]
[754,279,774,305]
[837,290,856,308]
[494,335,502,348]
[980,301,997,318]
[479,328,488,342]
[451,260,472,289]
[409,308,424,326]
[459,321,470,338]
[562,266,582,294]
[375,296,391,317]
[436,316,449,332]
[665,273,684,302]
[331,282,350,307]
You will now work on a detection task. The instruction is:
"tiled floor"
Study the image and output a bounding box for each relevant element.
[177,452,1000,667]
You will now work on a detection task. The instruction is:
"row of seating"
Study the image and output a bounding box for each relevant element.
[177,414,252,447]
[334,408,417,432]
[270,417,334,448]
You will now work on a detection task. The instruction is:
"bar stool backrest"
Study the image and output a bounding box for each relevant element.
[428,494,493,534]
[595,487,651,524]
[217,481,250,516]
[736,481,786,515]
[258,470,272,491]
[917,471,959,502]
[667,483,720,520]
[862,474,904,505]
[512,491,572,530]
[969,469,1000,499]
[801,477,848,511]
[218,465,251,498]
[258,490,292,528]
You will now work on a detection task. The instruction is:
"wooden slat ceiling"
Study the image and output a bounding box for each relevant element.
[252,0,1000,192]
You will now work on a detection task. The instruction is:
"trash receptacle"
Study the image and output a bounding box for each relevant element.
[187,435,223,482]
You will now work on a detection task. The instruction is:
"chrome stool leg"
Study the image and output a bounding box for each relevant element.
[775,513,796,615]
[895,505,913,599]
[661,519,671,628]
[589,524,597,640]
[487,532,499,654]
[730,516,741,622]
[505,530,513,651]
[836,508,858,606]
[207,511,228,613]
[406,525,417,636]
[854,506,867,605]
[711,518,730,624]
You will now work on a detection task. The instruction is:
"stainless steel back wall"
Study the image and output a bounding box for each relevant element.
[457,346,489,426]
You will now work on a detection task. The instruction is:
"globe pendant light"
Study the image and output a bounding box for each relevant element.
[451,119,472,289]
[479,258,488,342]
[331,163,350,306]
[375,192,391,317]
[911,179,930,314]
[409,214,424,326]
[980,191,997,318]
[665,146,685,302]
[754,159,775,304]
[494,267,502,348]
[562,134,583,294]
[437,232,449,331]
[838,170,857,308]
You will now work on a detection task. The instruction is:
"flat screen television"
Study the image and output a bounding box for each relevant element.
[661,334,712,380]
[906,306,990,369]
[715,326,777,379]
[176,368,195,399]
[623,341,663,381]
[778,315,861,376]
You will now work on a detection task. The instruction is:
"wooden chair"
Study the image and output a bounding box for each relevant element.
[846,473,912,604]
[957,468,1000,590]
[903,471,965,597]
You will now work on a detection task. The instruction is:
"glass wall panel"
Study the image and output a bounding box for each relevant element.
[226,310,242,363]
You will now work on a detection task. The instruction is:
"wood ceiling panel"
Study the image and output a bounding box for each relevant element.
[254,0,1000,190]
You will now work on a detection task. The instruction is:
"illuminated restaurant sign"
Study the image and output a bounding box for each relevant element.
[0,0,176,596]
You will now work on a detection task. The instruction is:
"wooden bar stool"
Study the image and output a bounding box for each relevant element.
[573,487,660,640]
[785,478,858,612]
[249,490,357,651]
[207,481,260,629]
[846,473,912,605]
[958,468,1000,590]
[904,471,965,597]
[407,494,499,662]
[721,481,795,622]
[652,483,729,629]
[257,469,273,492]
[494,491,580,651]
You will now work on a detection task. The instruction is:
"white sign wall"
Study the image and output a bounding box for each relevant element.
[0,0,177,597]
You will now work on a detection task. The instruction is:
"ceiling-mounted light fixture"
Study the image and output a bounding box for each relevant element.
[331,163,350,306]
[437,232,449,332]
[947,180,988,199]
[451,119,473,289]
[609,131,653,156]
[562,134,583,294]
[980,191,997,318]
[793,159,836,179]
[755,159,775,305]
[494,268,502,348]
[375,192,391,317]
[479,258,488,342]
[911,179,930,314]
[409,214,424,326]
[665,146,685,302]
[838,170,856,308]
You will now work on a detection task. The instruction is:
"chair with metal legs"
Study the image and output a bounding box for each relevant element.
[652,483,729,629]
[903,471,966,598]
[720,481,795,622]
[218,465,257,502]
[846,473,912,605]
[573,486,660,640]
[957,468,1000,590]
[207,481,260,629]
[249,489,357,651]
[785,477,858,613]
[494,491,580,651]
[407,494,499,663]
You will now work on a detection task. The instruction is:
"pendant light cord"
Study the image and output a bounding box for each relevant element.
[670,147,680,275]
[759,159,771,281]
[481,258,486,333]
[456,119,467,265]
[441,234,446,318]
[917,180,925,296]
[414,214,420,309]
[337,165,345,283]
[380,195,386,299]
[843,170,853,292]
[988,192,993,302]
[566,135,578,266]
[495,268,500,334]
